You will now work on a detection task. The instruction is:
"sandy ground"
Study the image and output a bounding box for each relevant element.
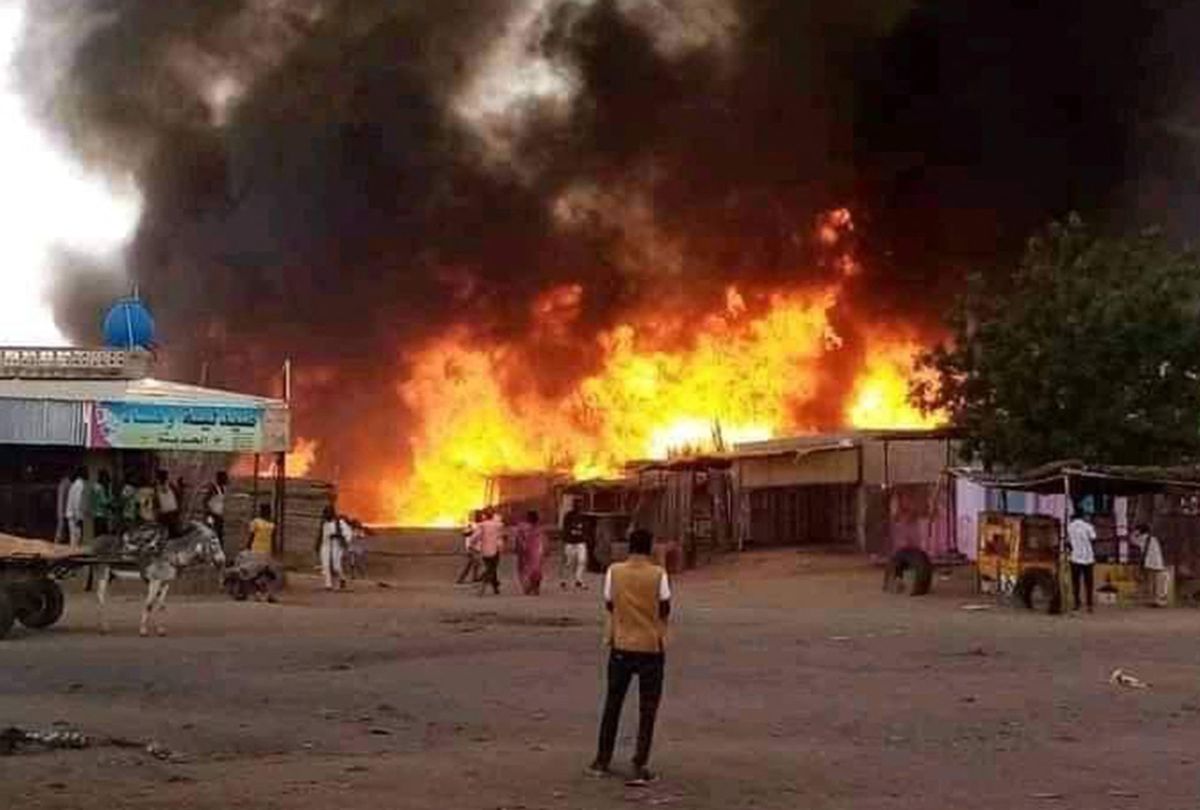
[2,550,1200,810]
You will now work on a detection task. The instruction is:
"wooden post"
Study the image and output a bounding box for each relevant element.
[1061,473,1072,605]
[274,451,286,556]
[274,357,291,556]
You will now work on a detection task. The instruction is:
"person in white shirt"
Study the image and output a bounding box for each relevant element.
[55,474,71,543]
[64,467,88,547]
[456,510,484,585]
[154,469,181,537]
[317,505,353,591]
[1067,511,1097,612]
[1134,523,1169,607]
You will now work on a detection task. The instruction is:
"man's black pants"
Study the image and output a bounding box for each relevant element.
[596,650,664,768]
[1071,562,1095,610]
[480,554,500,594]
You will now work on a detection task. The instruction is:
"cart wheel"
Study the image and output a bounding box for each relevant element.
[15,579,65,629]
[1016,569,1062,615]
[0,587,14,639]
[884,547,933,596]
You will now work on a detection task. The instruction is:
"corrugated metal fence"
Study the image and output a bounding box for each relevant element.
[0,400,87,447]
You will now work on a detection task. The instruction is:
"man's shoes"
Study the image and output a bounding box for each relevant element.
[626,767,657,786]
[586,761,611,778]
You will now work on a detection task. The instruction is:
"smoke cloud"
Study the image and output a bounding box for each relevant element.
[15,0,1199,513]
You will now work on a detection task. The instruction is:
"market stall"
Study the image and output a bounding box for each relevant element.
[954,461,1200,610]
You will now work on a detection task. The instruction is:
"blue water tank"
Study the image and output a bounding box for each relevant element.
[102,298,156,350]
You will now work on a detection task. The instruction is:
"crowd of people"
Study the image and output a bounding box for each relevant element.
[458,502,592,596]
[57,466,207,546]
[55,466,367,601]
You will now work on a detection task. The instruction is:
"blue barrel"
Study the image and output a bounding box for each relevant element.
[102,298,156,350]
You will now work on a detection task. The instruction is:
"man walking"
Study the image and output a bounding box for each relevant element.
[456,510,484,584]
[561,502,589,590]
[64,467,88,548]
[1135,523,1170,607]
[1067,509,1097,613]
[590,528,671,785]
[477,509,505,596]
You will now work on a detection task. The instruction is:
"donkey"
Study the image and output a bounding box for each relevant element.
[92,521,227,637]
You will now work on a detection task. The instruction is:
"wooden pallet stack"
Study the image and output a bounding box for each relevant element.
[223,477,336,565]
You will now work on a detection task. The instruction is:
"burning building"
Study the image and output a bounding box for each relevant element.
[13,2,1197,524]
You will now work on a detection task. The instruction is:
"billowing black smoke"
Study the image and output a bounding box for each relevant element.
[18,0,1198,514]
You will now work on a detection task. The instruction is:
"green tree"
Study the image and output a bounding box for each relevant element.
[915,216,1200,469]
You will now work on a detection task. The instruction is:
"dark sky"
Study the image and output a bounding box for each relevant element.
[19,0,1200,498]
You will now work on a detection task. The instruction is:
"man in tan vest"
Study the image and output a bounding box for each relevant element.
[589,528,671,785]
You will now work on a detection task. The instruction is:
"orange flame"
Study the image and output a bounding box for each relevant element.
[384,281,940,526]
[845,338,942,430]
[284,437,319,478]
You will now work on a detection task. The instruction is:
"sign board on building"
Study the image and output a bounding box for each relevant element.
[90,402,277,453]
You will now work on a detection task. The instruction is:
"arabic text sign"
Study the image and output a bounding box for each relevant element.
[90,402,266,452]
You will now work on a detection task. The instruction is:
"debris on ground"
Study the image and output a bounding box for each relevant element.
[144,741,175,761]
[0,726,179,762]
[1029,792,1064,800]
[960,604,993,611]
[1109,669,1150,689]
[828,636,852,642]
[0,727,88,755]
[1107,789,1139,798]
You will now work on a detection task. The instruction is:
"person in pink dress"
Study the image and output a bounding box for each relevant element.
[515,510,546,596]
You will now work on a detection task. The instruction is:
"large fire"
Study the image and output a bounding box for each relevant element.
[383,281,941,527]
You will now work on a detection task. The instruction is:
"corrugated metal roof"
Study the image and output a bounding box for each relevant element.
[952,461,1200,495]
[735,428,959,455]
[0,377,284,409]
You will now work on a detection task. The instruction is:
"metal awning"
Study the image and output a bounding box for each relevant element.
[0,377,290,453]
[951,461,1200,496]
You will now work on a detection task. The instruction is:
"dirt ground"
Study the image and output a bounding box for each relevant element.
[3,549,1200,810]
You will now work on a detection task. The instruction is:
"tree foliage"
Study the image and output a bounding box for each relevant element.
[915,216,1200,469]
